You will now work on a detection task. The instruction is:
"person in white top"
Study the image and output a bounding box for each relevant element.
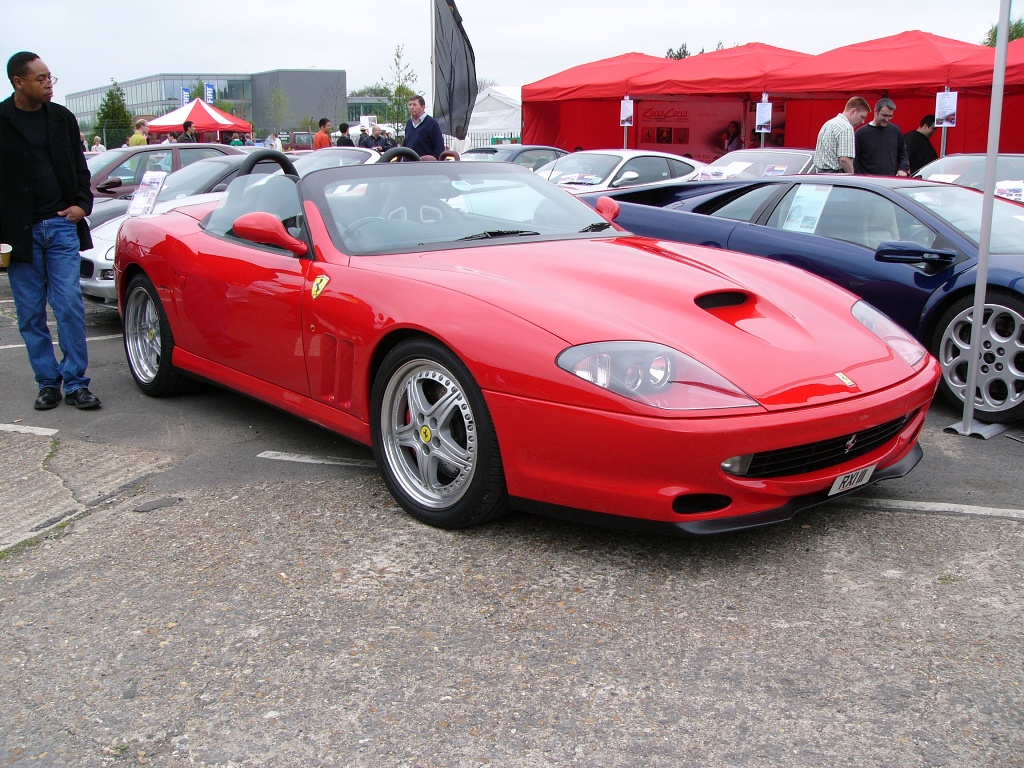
[265,132,283,152]
[90,135,106,152]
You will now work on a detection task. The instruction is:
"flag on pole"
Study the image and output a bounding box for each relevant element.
[432,0,477,140]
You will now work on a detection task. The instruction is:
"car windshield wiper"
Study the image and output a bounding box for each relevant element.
[579,222,612,233]
[457,229,540,241]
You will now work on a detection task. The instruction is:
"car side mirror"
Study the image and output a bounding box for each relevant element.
[232,212,308,256]
[611,171,640,187]
[874,240,957,265]
[595,196,621,222]
[96,177,122,192]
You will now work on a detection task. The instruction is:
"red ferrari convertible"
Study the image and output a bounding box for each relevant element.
[115,150,940,535]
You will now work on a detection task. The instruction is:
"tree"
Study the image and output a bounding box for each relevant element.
[95,80,133,149]
[381,45,420,127]
[265,85,291,132]
[666,43,690,59]
[477,77,498,92]
[983,17,1024,46]
[317,75,347,123]
[350,84,390,98]
[186,78,206,104]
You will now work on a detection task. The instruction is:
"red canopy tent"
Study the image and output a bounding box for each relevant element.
[630,43,811,95]
[766,31,989,93]
[523,31,1021,156]
[521,52,674,101]
[147,99,251,134]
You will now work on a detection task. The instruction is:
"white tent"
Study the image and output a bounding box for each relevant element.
[449,86,522,152]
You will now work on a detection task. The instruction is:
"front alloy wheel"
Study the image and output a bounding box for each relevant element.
[933,292,1024,423]
[371,339,507,528]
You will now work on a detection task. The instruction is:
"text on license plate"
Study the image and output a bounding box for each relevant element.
[828,464,876,495]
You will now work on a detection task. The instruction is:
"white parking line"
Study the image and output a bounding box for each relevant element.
[0,423,59,436]
[258,451,376,469]
[0,333,121,351]
[847,497,1024,522]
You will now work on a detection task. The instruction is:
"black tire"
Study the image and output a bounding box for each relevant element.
[122,274,189,397]
[930,291,1024,423]
[371,339,508,528]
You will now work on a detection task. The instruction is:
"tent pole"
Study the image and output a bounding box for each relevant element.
[948,0,1011,437]
[939,86,949,158]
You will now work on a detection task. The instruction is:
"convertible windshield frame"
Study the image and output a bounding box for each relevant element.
[298,162,619,256]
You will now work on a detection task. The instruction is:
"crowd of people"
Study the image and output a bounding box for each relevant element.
[813,96,939,175]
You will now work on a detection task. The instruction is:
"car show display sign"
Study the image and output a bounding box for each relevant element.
[935,91,958,128]
[755,102,772,133]
[620,97,634,127]
[128,172,168,217]
[205,83,215,104]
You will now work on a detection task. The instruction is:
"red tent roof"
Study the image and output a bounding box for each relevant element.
[147,99,251,133]
[767,30,990,93]
[630,43,811,95]
[521,52,671,101]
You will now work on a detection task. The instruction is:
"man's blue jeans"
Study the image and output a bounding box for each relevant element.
[7,216,90,393]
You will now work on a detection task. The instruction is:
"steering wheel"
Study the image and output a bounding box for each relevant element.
[381,147,421,163]
[238,149,298,177]
[340,216,386,237]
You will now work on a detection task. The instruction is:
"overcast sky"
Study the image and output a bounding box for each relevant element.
[0,0,999,103]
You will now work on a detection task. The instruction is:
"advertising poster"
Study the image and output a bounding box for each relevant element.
[128,171,168,217]
[180,88,190,107]
[620,97,634,127]
[755,102,772,133]
[636,99,745,164]
[935,91,958,128]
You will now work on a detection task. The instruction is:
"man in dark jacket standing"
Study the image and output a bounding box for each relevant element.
[853,97,910,176]
[0,52,100,410]
[403,95,445,159]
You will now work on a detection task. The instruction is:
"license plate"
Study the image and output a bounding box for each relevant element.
[828,464,876,495]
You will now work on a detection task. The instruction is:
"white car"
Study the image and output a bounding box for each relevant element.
[698,148,816,180]
[80,147,381,304]
[534,149,705,193]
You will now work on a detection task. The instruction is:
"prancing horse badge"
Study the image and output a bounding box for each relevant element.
[311,275,330,299]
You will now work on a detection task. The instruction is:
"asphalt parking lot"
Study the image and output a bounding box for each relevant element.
[1,274,1022,767]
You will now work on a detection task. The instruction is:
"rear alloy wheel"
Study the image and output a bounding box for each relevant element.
[931,292,1024,423]
[123,274,188,396]
[371,339,508,528]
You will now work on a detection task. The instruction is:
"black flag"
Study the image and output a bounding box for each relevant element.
[432,0,477,140]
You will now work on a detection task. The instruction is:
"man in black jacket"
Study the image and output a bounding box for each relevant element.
[0,51,100,410]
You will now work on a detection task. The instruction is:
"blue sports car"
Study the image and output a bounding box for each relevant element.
[580,177,1024,423]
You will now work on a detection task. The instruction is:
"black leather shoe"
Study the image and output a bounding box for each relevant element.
[34,386,61,410]
[64,387,101,409]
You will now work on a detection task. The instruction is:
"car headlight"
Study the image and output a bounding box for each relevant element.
[556,341,757,410]
[851,301,926,366]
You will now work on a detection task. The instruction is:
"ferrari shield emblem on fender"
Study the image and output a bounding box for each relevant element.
[311,275,330,299]
[834,372,856,387]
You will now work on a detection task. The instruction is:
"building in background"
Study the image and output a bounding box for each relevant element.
[68,69,347,137]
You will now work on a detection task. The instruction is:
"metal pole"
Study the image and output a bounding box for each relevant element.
[954,0,1011,435]
[940,86,950,158]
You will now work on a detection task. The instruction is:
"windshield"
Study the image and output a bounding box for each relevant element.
[87,148,131,174]
[917,154,1024,194]
[703,151,813,179]
[462,148,516,162]
[537,153,621,186]
[896,184,1024,254]
[291,148,376,174]
[156,158,231,201]
[301,163,615,255]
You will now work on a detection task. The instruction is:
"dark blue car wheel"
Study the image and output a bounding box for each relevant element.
[931,291,1024,423]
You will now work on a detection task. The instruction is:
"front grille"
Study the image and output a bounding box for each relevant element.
[80,259,93,279]
[744,411,916,479]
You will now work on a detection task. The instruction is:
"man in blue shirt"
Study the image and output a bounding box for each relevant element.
[402,95,445,159]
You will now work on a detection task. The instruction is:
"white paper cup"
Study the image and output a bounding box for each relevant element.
[0,243,11,268]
